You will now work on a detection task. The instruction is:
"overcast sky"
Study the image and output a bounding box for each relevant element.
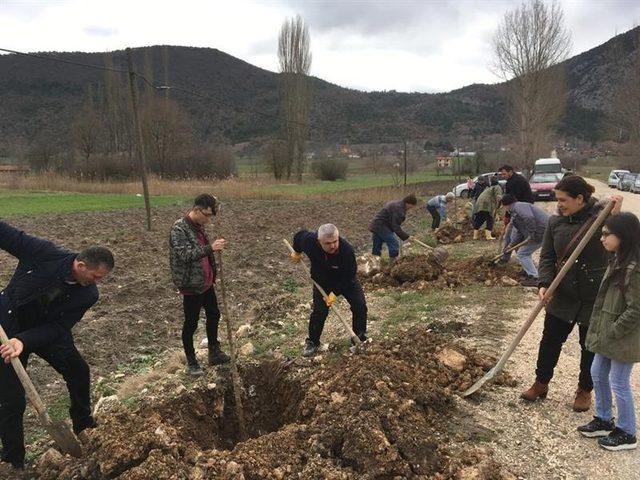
[1,0,639,92]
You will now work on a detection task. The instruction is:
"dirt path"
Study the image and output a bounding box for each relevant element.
[462,179,640,479]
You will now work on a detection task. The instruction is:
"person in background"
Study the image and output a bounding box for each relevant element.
[369,194,418,263]
[578,213,640,451]
[426,192,455,231]
[499,164,534,204]
[472,176,502,240]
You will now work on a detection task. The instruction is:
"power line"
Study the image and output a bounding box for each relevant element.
[0,47,129,74]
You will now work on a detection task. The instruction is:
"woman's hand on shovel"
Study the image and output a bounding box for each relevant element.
[0,338,23,363]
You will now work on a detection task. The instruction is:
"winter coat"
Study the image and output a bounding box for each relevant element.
[505,173,534,204]
[369,200,410,241]
[586,262,640,363]
[293,230,358,293]
[538,198,607,325]
[507,202,549,246]
[169,217,216,293]
[474,185,502,214]
[427,195,448,219]
[0,221,98,351]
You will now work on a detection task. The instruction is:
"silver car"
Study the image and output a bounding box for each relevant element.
[631,176,640,194]
[453,172,506,198]
[608,169,629,188]
[618,172,638,192]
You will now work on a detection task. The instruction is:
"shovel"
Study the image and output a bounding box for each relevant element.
[283,239,363,348]
[463,201,614,397]
[214,251,247,441]
[489,238,529,263]
[0,324,83,457]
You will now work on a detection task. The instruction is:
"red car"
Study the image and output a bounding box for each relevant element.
[529,173,560,201]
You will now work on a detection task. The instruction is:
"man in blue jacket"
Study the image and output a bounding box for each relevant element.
[291,224,367,357]
[499,195,549,286]
[0,221,114,470]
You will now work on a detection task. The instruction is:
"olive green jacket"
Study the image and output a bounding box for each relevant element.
[586,262,640,363]
[474,185,502,214]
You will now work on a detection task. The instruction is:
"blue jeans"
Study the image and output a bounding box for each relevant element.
[516,241,541,277]
[371,232,400,258]
[591,353,636,435]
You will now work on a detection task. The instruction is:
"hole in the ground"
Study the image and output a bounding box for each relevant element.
[151,359,303,451]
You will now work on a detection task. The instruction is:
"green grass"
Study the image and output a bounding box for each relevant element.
[1,190,188,216]
[257,172,458,196]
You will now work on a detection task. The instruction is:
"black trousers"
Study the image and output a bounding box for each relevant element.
[473,211,494,230]
[308,281,367,346]
[427,206,441,230]
[182,287,220,359]
[535,312,594,391]
[0,338,92,467]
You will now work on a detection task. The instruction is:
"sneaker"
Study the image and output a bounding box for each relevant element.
[598,428,638,451]
[578,417,615,438]
[302,339,319,357]
[185,357,204,376]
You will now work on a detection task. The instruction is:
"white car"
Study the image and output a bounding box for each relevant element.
[608,169,630,188]
[453,172,506,198]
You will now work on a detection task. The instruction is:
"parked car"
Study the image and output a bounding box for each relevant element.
[631,176,640,194]
[453,172,505,198]
[529,173,559,201]
[608,169,630,188]
[618,172,638,191]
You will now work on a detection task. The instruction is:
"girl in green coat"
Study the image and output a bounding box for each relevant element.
[578,213,640,451]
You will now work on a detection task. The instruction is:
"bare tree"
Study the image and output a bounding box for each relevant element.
[278,15,312,181]
[73,84,104,162]
[611,28,640,170]
[493,0,571,170]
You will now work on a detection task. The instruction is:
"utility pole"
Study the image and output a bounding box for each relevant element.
[403,139,407,188]
[126,48,152,231]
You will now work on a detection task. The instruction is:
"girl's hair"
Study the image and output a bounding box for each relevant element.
[554,175,595,201]
[490,175,499,186]
[605,212,640,270]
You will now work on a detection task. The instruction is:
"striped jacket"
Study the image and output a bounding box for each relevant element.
[169,217,216,293]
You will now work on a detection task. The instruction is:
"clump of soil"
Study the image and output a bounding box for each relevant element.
[35,328,514,480]
[435,222,504,245]
[362,254,523,289]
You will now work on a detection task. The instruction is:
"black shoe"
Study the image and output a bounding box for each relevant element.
[185,355,204,376]
[578,417,615,438]
[208,344,231,365]
[520,275,539,287]
[598,427,638,451]
[73,416,98,435]
[303,339,319,357]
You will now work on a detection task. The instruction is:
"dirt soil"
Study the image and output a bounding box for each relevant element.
[363,254,523,289]
[32,327,514,480]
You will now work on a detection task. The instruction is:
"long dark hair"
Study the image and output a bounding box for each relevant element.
[554,175,595,202]
[604,212,640,270]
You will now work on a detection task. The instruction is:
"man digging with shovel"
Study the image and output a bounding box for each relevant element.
[169,193,230,376]
[291,224,368,357]
[0,220,114,471]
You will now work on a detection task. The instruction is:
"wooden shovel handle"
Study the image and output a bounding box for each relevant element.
[0,324,47,416]
[491,238,529,262]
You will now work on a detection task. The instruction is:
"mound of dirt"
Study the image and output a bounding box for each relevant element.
[362,254,523,290]
[35,328,514,480]
[435,223,470,244]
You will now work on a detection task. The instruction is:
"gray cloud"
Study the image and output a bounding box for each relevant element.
[84,25,118,37]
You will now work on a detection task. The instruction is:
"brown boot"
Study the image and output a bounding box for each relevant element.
[573,388,592,412]
[520,380,549,401]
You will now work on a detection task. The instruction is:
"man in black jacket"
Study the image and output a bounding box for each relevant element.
[0,221,114,470]
[291,224,367,357]
[499,165,535,204]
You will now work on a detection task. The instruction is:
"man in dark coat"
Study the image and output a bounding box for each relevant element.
[0,221,114,470]
[369,194,417,262]
[499,164,535,204]
[291,224,367,357]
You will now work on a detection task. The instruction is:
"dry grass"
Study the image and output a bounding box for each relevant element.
[1,173,441,204]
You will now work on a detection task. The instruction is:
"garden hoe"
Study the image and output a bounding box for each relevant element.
[463,201,614,397]
[214,251,247,441]
[283,239,364,352]
[0,324,83,457]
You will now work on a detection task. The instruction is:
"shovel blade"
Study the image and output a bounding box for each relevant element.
[462,367,497,397]
[41,415,83,458]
